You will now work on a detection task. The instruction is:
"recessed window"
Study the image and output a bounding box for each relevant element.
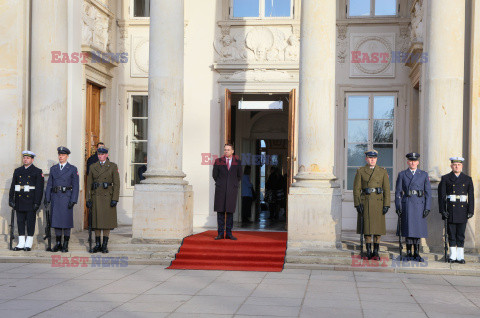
[348,0,397,17]
[232,0,293,19]
[129,95,148,186]
[133,0,150,18]
[345,93,396,190]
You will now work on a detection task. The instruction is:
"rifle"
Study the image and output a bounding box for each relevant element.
[43,202,52,251]
[88,205,93,253]
[398,210,403,260]
[9,208,15,250]
[360,210,364,259]
[444,199,448,263]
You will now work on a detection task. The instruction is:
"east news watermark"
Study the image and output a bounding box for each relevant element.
[351,50,429,64]
[51,51,128,64]
[51,255,129,267]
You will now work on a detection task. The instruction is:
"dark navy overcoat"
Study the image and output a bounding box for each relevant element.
[213,156,243,213]
[45,163,79,228]
[395,169,432,238]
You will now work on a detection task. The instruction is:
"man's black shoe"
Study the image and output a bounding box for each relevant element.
[226,235,237,240]
[214,235,224,240]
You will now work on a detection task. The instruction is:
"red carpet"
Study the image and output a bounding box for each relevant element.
[167,231,287,272]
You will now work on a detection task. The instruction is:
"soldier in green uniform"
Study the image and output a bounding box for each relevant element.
[353,150,391,260]
[86,148,120,253]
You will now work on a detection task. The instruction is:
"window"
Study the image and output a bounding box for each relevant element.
[129,94,148,186]
[133,0,150,18]
[348,0,397,17]
[232,0,293,19]
[345,93,396,190]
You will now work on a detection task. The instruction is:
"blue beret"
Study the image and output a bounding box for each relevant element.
[57,146,70,155]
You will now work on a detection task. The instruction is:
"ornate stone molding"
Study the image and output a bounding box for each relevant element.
[397,25,410,54]
[410,0,423,43]
[219,69,298,83]
[336,24,348,63]
[130,36,149,77]
[214,25,299,64]
[82,0,114,53]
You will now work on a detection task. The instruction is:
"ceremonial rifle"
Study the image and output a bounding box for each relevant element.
[360,208,364,259]
[9,208,15,250]
[43,202,52,251]
[444,199,448,263]
[88,205,93,253]
[398,210,403,260]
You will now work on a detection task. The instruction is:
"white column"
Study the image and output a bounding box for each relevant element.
[424,0,465,181]
[30,0,68,170]
[468,0,480,249]
[423,0,465,249]
[132,0,193,240]
[287,0,341,249]
[142,0,186,184]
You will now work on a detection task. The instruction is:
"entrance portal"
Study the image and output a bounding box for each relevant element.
[225,91,296,231]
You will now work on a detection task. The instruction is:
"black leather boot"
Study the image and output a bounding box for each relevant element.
[406,244,413,260]
[91,237,101,253]
[365,243,372,260]
[102,236,109,254]
[372,243,380,260]
[52,236,62,252]
[413,244,424,262]
[62,236,69,253]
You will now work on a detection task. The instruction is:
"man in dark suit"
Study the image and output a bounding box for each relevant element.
[45,147,80,252]
[212,143,243,240]
[438,157,474,264]
[86,142,105,175]
[9,150,44,251]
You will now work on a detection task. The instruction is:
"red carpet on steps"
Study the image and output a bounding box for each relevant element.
[167,231,287,272]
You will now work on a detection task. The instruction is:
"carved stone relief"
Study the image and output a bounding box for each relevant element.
[397,25,410,54]
[410,0,423,43]
[221,69,296,82]
[336,24,348,63]
[349,33,395,78]
[82,1,113,53]
[214,25,299,63]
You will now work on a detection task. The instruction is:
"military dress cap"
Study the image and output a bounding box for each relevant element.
[364,149,378,157]
[57,146,71,155]
[97,147,108,154]
[22,150,36,158]
[406,152,420,160]
[450,156,465,163]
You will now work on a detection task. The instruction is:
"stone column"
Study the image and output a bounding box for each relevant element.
[468,0,480,249]
[423,0,465,249]
[132,0,193,240]
[30,0,68,171]
[287,0,341,250]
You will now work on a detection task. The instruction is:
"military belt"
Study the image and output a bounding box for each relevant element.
[92,182,113,190]
[53,186,73,193]
[406,190,424,197]
[447,195,467,202]
[14,185,36,192]
[362,187,383,195]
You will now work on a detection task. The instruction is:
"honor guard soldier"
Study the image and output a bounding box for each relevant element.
[9,151,44,251]
[438,157,474,264]
[45,147,80,252]
[86,147,120,253]
[395,153,432,261]
[353,150,391,260]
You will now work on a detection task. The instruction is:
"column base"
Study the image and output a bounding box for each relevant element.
[287,182,342,249]
[132,183,193,240]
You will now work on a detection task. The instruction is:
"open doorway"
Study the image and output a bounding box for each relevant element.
[225,91,296,231]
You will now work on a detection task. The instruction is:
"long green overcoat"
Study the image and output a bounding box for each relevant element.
[86,161,120,229]
[353,165,391,235]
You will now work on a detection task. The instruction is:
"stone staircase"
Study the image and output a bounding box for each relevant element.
[0,226,181,266]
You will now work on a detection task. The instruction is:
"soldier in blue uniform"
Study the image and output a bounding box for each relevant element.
[9,151,44,251]
[395,153,431,261]
[45,147,80,252]
[438,157,474,264]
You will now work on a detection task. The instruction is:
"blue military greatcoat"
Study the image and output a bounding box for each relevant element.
[395,169,432,238]
[45,163,80,228]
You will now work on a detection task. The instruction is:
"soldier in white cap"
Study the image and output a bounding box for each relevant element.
[8,151,44,251]
[438,157,474,264]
